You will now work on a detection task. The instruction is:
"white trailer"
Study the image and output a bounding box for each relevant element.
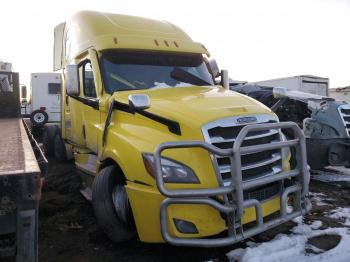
[254,75,329,96]
[30,73,61,125]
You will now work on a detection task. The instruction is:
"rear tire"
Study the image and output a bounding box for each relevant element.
[54,133,66,161]
[30,110,48,126]
[92,166,135,242]
[42,126,58,156]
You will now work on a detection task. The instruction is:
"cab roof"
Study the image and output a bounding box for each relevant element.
[65,11,209,58]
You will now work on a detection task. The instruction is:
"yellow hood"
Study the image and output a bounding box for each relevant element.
[114,86,274,128]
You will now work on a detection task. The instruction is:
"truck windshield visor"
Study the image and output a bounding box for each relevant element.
[101,51,214,93]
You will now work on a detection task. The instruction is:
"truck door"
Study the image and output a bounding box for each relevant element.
[78,60,100,153]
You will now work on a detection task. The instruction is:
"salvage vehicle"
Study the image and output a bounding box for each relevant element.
[44,11,311,247]
[231,84,350,170]
[0,69,46,261]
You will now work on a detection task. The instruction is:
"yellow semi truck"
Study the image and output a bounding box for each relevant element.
[45,11,311,247]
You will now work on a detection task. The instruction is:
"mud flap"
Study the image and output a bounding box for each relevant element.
[16,209,38,262]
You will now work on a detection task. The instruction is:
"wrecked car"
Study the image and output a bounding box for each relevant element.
[231,84,350,169]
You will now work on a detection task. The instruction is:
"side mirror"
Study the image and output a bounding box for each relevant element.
[128,94,150,110]
[66,64,79,96]
[221,70,229,90]
[208,58,220,78]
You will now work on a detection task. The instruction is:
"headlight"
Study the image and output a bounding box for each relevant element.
[281,132,291,170]
[142,153,199,184]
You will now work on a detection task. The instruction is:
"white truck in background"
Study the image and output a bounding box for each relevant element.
[30,73,61,126]
[254,75,329,96]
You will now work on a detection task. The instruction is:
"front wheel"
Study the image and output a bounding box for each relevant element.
[92,166,136,242]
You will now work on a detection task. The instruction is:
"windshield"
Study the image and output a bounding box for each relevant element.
[101,52,214,93]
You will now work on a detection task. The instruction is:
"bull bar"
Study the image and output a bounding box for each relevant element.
[154,122,312,247]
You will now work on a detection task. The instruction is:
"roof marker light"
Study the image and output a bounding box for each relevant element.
[113,37,118,44]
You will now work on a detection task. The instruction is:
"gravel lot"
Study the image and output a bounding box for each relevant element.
[38,159,350,262]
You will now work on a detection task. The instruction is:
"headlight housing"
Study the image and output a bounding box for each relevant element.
[281,132,291,170]
[142,153,199,184]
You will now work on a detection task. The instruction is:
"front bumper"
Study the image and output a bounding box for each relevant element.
[154,122,311,247]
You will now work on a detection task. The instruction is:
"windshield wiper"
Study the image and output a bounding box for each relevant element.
[170,68,211,86]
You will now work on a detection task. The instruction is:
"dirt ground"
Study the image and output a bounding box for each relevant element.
[38,158,350,262]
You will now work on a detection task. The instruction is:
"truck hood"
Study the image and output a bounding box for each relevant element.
[113,86,274,128]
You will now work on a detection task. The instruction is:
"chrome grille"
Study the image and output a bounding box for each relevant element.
[202,114,282,185]
[338,104,350,137]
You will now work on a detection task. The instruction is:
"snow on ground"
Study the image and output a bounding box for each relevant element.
[309,192,331,206]
[325,166,350,176]
[226,216,350,262]
[311,169,350,183]
[329,207,350,226]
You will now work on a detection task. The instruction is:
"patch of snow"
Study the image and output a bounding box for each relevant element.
[309,192,326,197]
[325,166,350,176]
[305,242,324,254]
[309,192,331,206]
[226,219,350,262]
[311,170,350,183]
[246,241,258,248]
[292,215,303,224]
[310,220,322,230]
[329,207,350,226]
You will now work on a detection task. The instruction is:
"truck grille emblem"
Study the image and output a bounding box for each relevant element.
[236,116,257,124]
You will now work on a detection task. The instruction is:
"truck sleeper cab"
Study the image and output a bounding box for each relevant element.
[49,11,311,247]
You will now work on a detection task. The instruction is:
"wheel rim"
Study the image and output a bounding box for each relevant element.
[111,185,130,225]
[34,112,45,123]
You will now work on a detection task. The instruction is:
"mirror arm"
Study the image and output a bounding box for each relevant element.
[221,70,229,90]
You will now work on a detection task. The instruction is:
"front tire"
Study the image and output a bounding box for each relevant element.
[92,166,135,242]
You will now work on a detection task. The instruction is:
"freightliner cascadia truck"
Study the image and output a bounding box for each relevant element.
[46,11,311,247]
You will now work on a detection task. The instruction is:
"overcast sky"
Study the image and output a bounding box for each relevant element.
[0,0,349,88]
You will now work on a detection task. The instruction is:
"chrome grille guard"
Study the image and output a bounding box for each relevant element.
[154,122,311,247]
